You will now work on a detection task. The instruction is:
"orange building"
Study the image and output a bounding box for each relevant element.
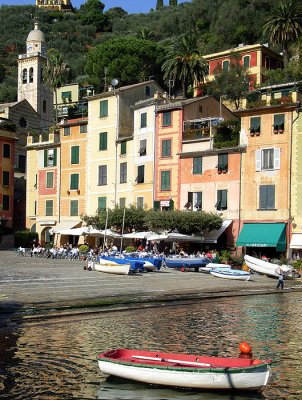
[0,119,17,231]
[202,43,283,92]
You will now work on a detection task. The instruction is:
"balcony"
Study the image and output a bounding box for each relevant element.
[183,118,222,141]
[56,101,88,120]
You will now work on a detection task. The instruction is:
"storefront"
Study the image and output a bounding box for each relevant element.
[236,222,286,257]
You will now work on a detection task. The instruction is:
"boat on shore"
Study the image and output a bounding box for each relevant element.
[244,255,299,279]
[210,267,251,281]
[88,261,130,275]
[97,348,271,391]
[101,256,145,273]
[164,257,210,270]
[199,263,231,273]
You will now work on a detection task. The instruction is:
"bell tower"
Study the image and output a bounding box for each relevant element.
[17,22,53,129]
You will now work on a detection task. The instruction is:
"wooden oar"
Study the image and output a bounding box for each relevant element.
[132,355,215,367]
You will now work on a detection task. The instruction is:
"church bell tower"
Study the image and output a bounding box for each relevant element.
[17,22,53,129]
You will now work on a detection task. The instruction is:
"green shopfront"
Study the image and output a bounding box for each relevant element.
[236,222,286,257]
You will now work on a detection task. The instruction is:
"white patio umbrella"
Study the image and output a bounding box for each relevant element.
[123,231,157,239]
[147,232,202,242]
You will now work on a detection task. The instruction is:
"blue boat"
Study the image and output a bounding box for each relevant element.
[100,256,145,272]
[210,267,251,281]
[164,257,211,270]
[124,254,163,270]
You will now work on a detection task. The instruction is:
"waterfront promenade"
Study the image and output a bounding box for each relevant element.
[1,250,302,320]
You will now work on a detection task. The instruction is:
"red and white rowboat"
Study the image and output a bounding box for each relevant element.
[97,348,271,391]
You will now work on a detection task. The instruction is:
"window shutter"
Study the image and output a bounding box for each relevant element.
[169,199,174,210]
[188,192,193,203]
[255,149,261,171]
[259,185,267,209]
[44,149,47,167]
[221,190,227,209]
[153,201,160,210]
[53,148,57,166]
[274,148,280,170]
[267,185,275,209]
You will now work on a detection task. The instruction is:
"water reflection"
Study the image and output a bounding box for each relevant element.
[97,377,264,400]
[0,293,302,399]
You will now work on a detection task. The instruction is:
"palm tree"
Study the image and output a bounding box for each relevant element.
[262,1,302,66]
[43,48,69,123]
[135,28,155,40]
[161,33,208,98]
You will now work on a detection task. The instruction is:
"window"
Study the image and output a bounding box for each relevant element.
[162,111,172,127]
[45,200,53,216]
[99,132,107,150]
[120,141,127,155]
[140,112,147,128]
[137,197,144,209]
[136,165,145,183]
[2,195,9,211]
[3,144,10,158]
[40,67,43,83]
[217,154,228,172]
[100,100,108,117]
[71,146,79,164]
[265,56,270,69]
[46,172,54,188]
[186,192,202,211]
[139,139,146,156]
[64,126,70,136]
[250,116,261,135]
[70,200,78,216]
[44,148,57,167]
[62,91,72,101]
[80,124,87,133]
[273,114,285,133]
[29,67,34,83]
[119,197,126,208]
[259,185,275,210]
[18,154,26,173]
[22,68,27,84]
[120,162,127,183]
[2,171,9,186]
[43,100,46,113]
[222,60,230,72]
[161,170,171,191]
[98,165,107,186]
[243,56,250,68]
[193,157,202,174]
[145,86,151,96]
[70,173,79,190]
[216,189,227,210]
[98,197,106,211]
[161,139,171,157]
[256,148,280,171]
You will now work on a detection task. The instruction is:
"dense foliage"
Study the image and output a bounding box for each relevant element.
[81,205,222,235]
[0,0,289,103]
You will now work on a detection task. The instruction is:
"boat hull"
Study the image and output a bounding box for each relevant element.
[89,261,130,275]
[244,255,296,278]
[210,268,251,281]
[200,264,231,273]
[164,257,210,269]
[97,349,271,391]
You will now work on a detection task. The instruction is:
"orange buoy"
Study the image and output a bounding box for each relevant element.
[239,342,252,354]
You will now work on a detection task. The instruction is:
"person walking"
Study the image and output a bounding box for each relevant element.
[276,270,285,290]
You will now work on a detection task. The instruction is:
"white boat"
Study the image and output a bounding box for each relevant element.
[244,255,296,278]
[97,348,271,392]
[88,261,130,275]
[200,263,231,273]
[210,267,251,281]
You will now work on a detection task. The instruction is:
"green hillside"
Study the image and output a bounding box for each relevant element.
[0,0,285,103]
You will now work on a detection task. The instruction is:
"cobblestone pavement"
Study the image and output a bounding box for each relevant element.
[1,250,302,318]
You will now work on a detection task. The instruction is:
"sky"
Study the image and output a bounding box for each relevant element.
[0,0,192,14]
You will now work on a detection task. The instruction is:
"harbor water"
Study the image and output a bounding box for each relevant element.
[1,292,302,399]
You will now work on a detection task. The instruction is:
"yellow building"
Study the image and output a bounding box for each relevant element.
[86,81,163,215]
[36,0,73,12]
[235,83,302,257]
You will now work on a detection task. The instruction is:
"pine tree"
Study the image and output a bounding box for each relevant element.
[169,0,178,6]
[156,0,164,10]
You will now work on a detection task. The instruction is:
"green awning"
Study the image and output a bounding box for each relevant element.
[236,223,286,252]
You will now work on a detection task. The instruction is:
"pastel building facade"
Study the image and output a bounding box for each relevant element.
[236,84,302,257]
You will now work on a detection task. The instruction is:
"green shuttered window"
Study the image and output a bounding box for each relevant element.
[70,174,79,190]
[259,185,275,209]
[193,157,202,174]
[71,146,79,164]
[216,189,227,210]
[70,200,78,216]
[45,200,53,216]
[100,100,108,117]
[161,171,171,190]
[99,132,107,150]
